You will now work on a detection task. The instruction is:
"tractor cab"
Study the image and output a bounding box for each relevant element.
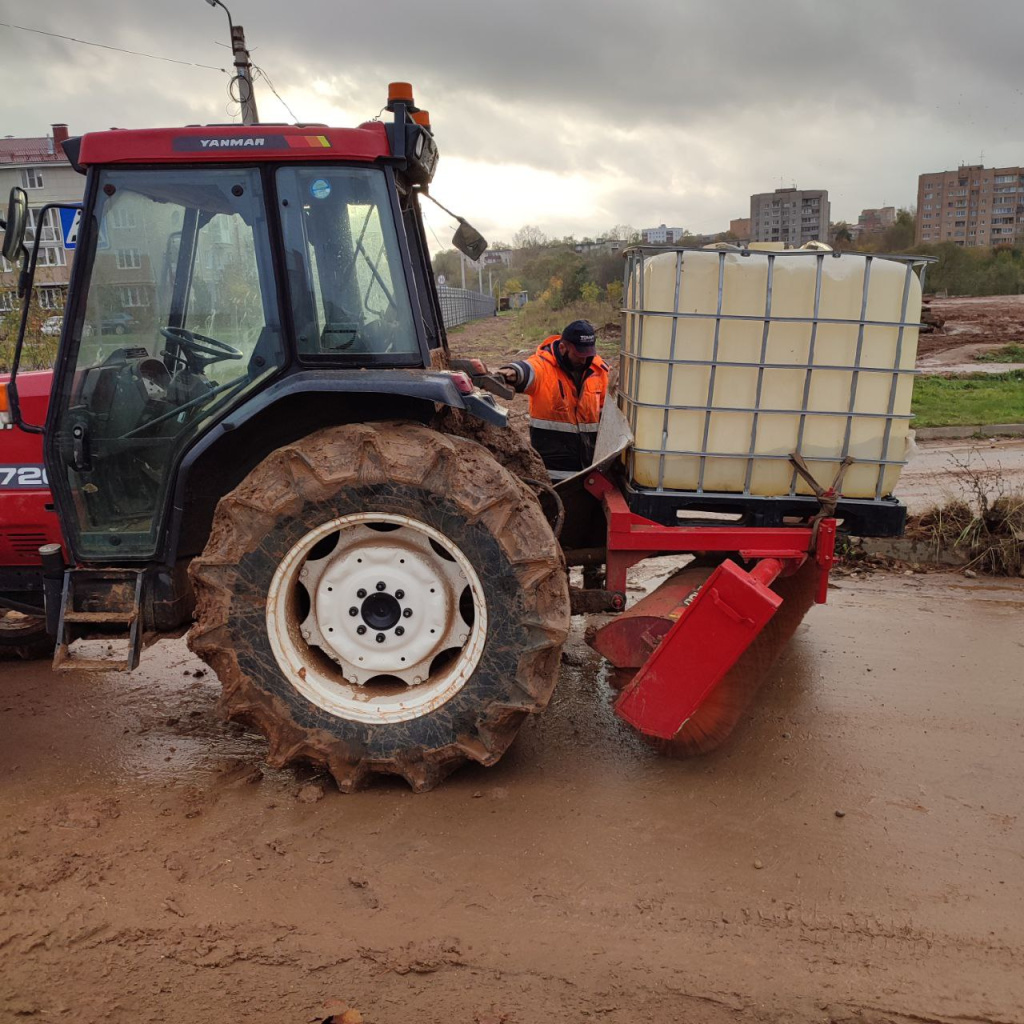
[52,151,421,560]
[3,87,490,570]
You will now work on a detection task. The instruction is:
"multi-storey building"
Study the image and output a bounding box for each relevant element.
[916,165,1024,247]
[573,238,626,255]
[749,187,829,246]
[641,224,687,244]
[855,206,896,236]
[729,217,751,242]
[0,124,83,315]
[482,248,514,266]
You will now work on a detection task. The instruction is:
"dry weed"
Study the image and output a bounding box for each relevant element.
[907,451,1023,575]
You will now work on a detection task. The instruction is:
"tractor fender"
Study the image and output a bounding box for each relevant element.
[164,370,505,585]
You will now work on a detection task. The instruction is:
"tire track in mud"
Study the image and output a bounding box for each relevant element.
[691,904,1022,960]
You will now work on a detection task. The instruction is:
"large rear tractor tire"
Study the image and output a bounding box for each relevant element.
[188,422,570,792]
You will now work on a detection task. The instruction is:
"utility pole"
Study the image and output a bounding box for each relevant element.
[231,25,260,125]
[460,253,466,290]
[206,0,260,125]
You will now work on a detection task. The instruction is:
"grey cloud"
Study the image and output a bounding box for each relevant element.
[2,0,1023,238]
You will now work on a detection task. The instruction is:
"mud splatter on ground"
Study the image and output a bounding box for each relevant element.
[2,573,1023,1023]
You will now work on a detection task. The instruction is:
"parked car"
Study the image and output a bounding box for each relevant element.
[41,316,63,336]
[100,312,138,335]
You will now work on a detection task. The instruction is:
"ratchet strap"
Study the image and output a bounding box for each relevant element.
[789,452,855,547]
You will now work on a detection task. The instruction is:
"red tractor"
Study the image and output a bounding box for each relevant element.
[0,84,928,789]
[0,368,62,655]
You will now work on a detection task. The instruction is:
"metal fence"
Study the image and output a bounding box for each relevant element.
[436,285,495,329]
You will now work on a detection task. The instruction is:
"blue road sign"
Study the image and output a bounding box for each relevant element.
[59,207,81,250]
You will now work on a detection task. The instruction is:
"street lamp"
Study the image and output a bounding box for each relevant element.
[205,0,234,34]
[203,0,259,124]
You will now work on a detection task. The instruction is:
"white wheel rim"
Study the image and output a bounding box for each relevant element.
[266,513,488,724]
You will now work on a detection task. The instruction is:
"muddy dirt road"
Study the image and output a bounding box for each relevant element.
[2,572,1022,1024]
[897,437,1024,514]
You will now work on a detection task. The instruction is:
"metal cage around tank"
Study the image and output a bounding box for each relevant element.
[617,246,934,527]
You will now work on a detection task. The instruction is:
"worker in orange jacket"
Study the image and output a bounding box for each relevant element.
[497,320,609,480]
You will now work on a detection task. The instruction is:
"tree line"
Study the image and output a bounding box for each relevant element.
[430,223,746,311]
[435,211,1024,307]
[836,208,1024,295]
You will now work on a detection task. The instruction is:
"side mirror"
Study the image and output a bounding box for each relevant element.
[2,187,28,261]
[453,218,487,262]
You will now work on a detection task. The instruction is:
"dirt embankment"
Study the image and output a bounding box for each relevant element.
[917,294,1024,362]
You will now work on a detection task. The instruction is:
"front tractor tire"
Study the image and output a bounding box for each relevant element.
[188,423,570,792]
[0,608,53,660]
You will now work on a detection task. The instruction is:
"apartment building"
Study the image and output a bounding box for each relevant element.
[481,248,514,266]
[749,187,829,246]
[0,124,83,314]
[573,238,627,255]
[916,165,1024,247]
[855,206,896,236]
[729,217,751,242]
[641,224,687,244]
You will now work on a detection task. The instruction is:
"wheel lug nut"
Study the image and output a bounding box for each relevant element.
[402,608,412,618]
[375,633,385,644]
[375,581,386,592]
[395,589,405,600]
[357,589,366,599]
[349,607,358,616]
[395,626,405,636]
[356,625,366,635]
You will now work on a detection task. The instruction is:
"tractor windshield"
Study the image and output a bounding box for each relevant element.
[52,167,285,558]
[276,167,419,360]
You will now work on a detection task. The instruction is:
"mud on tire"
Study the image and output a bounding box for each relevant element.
[188,422,569,792]
[0,609,53,660]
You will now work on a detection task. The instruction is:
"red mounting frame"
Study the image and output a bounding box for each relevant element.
[583,472,837,604]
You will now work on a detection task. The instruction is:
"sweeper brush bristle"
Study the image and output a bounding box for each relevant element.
[648,558,820,759]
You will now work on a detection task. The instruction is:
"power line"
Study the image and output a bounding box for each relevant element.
[0,21,228,73]
[426,218,448,251]
[252,64,298,122]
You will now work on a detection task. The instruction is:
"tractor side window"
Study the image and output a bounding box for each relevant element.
[52,167,284,560]
[185,211,268,364]
[79,191,182,365]
[277,167,420,362]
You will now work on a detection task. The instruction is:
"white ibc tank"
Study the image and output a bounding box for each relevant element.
[620,246,925,499]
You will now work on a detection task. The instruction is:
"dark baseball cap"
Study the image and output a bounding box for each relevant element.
[561,319,597,353]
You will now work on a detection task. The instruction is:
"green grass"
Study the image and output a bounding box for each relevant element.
[974,343,1024,363]
[911,371,1024,427]
[515,299,619,348]
[449,302,621,364]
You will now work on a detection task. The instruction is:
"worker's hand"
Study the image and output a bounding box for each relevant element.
[496,367,517,385]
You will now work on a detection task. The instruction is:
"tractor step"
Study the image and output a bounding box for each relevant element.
[52,568,145,673]
[61,610,138,625]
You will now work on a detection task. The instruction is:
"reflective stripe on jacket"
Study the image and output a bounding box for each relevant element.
[510,337,609,475]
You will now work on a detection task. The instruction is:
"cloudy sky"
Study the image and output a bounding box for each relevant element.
[2,1,1022,248]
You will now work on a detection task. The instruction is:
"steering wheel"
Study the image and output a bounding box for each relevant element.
[160,327,244,372]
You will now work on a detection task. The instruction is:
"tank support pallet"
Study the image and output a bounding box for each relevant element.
[621,482,906,538]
